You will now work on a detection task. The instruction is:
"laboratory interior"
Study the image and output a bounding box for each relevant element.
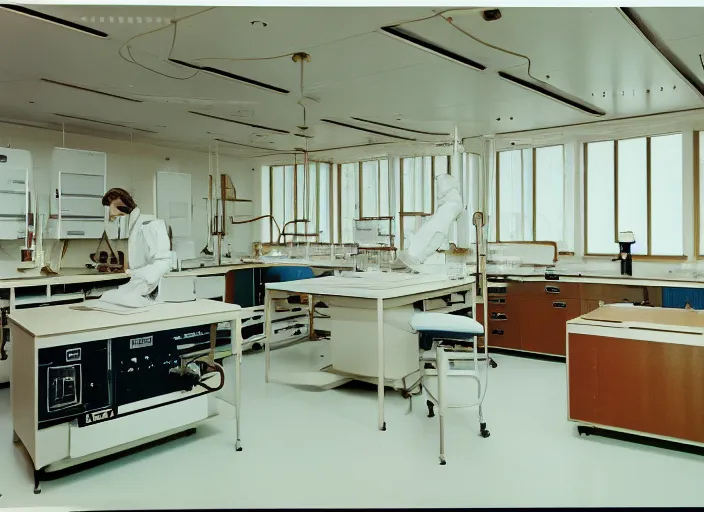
[2,2,704,508]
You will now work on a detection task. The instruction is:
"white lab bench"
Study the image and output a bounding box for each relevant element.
[264,273,476,431]
[8,299,243,493]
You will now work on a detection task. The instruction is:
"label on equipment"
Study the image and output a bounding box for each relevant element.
[78,408,116,427]
[173,330,209,341]
[66,348,81,362]
[129,336,154,349]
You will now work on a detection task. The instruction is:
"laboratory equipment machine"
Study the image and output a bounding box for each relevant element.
[613,231,635,276]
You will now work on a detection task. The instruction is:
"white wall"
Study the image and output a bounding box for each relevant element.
[0,124,254,276]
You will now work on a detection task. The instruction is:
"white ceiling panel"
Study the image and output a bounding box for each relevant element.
[0,5,702,155]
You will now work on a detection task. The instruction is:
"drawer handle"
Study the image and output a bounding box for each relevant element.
[490,312,507,320]
[553,301,567,309]
[491,329,504,336]
[67,230,85,236]
[488,298,505,304]
[11,180,25,185]
[545,286,560,294]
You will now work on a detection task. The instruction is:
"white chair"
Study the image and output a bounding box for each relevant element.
[410,311,490,465]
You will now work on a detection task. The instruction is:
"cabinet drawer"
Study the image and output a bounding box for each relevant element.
[60,173,104,197]
[485,321,520,350]
[509,282,580,300]
[520,298,580,356]
[60,220,104,239]
[0,191,26,216]
[0,219,25,240]
[0,169,27,193]
[59,196,105,218]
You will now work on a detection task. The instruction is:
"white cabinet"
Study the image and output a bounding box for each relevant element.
[0,149,32,242]
[48,148,108,240]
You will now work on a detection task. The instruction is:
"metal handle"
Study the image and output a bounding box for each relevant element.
[491,329,504,335]
[66,230,85,236]
[11,179,25,185]
[545,286,560,294]
[488,298,505,304]
[490,312,507,320]
[553,301,567,309]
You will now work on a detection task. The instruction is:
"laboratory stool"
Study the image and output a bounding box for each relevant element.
[410,312,490,465]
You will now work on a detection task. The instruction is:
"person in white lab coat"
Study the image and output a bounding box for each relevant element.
[98,188,172,308]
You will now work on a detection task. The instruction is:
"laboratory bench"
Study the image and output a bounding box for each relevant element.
[476,268,704,358]
[567,305,704,451]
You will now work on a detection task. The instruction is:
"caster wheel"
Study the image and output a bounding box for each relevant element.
[480,422,490,438]
[252,342,263,352]
[490,359,498,368]
[439,459,447,466]
[236,447,243,452]
[426,400,435,418]
[424,362,435,370]
[381,422,387,431]
[577,426,591,437]
[34,488,41,495]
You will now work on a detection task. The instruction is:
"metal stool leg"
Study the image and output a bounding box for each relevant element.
[437,345,448,465]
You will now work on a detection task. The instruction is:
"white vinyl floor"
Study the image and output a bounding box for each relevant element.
[2,341,704,509]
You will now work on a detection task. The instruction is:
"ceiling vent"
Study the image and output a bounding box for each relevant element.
[190,111,289,134]
[321,119,416,141]
[169,59,290,94]
[54,114,157,133]
[351,117,450,136]
[379,25,486,72]
[497,72,605,117]
[41,78,141,103]
[0,4,108,37]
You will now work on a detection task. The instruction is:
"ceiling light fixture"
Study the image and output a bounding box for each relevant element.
[191,111,290,134]
[350,117,450,136]
[54,114,157,133]
[0,4,108,37]
[41,78,142,103]
[214,138,286,152]
[169,59,289,94]
[321,119,417,141]
[619,7,704,102]
[497,72,606,116]
[379,25,486,72]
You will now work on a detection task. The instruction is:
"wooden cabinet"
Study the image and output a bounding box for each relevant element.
[519,298,580,356]
[479,280,662,358]
[476,285,522,350]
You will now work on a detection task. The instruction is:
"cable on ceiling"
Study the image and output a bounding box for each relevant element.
[389,7,550,88]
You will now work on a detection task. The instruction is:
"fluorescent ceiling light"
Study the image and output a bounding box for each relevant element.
[0,4,108,37]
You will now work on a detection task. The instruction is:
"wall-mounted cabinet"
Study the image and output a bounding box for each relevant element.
[46,148,111,240]
[0,149,32,242]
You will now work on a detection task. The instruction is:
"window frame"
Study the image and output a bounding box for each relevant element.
[583,133,686,260]
[495,144,566,245]
[265,161,334,244]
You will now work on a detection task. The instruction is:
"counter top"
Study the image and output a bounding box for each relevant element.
[8,299,241,338]
[488,266,704,288]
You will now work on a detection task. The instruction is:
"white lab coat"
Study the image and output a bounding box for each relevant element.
[98,208,172,308]
[400,174,464,266]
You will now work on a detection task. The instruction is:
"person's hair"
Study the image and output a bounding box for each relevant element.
[102,188,137,214]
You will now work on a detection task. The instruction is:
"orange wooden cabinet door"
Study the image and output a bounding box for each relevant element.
[519,298,580,356]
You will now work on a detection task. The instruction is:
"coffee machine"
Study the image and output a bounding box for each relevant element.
[613,231,635,276]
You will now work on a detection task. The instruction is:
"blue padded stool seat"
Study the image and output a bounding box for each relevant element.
[411,312,484,351]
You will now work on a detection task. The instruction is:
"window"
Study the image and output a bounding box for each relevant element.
[261,162,332,243]
[585,134,683,257]
[495,145,566,246]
